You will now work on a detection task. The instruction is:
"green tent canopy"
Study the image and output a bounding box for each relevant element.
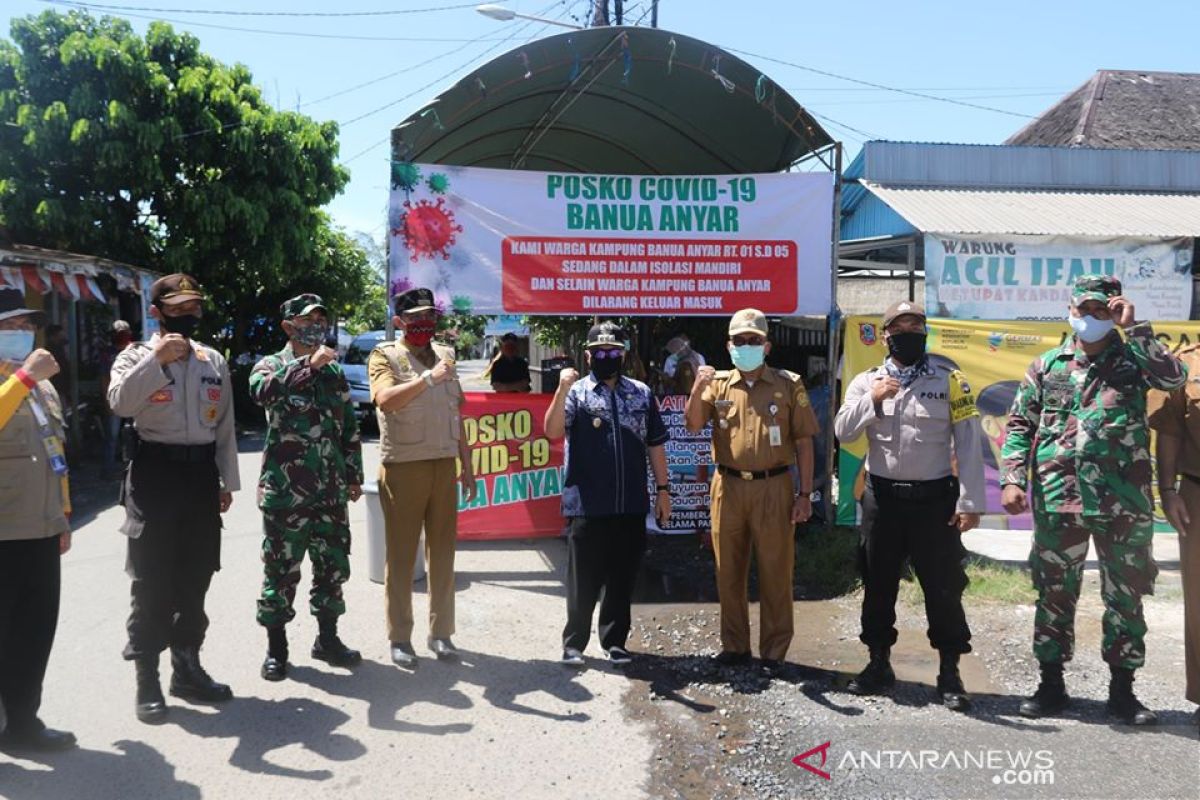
[391,26,834,175]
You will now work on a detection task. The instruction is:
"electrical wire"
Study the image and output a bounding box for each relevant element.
[41,0,480,16]
[726,46,1039,120]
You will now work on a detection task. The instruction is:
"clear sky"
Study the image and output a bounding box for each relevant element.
[6,0,1200,242]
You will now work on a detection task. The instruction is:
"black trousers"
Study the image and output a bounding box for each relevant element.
[122,450,222,661]
[0,535,61,734]
[858,476,972,654]
[562,514,647,652]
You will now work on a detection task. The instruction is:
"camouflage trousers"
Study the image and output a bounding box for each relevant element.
[256,506,351,628]
[1030,511,1157,669]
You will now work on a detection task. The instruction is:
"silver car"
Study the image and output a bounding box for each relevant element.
[343,330,387,422]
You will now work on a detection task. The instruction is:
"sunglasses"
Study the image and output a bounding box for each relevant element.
[590,348,624,360]
[731,336,765,346]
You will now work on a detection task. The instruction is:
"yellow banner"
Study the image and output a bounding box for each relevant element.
[836,316,1200,526]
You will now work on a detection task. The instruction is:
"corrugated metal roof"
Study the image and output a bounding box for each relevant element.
[863,183,1200,236]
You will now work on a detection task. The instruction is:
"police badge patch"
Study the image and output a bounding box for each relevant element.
[859,323,877,346]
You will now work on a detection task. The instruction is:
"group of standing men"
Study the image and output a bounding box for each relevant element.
[3,270,1197,753]
[837,274,1198,727]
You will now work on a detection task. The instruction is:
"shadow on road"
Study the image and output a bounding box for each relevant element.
[0,739,200,800]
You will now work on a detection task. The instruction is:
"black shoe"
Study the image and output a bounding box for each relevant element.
[936,673,972,712]
[605,646,633,665]
[135,657,168,724]
[313,618,362,667]
[261,655,288,681]
[1019,662,1069,718]
[561,647,585,667]
[428,637,459,661]
[847,647,895,695]
[713,650,752,666]
[391,641,419,670]
[169,646,233,703]
[1106,666,1157,726]
[761,658,786,676]
[0,724,77,753]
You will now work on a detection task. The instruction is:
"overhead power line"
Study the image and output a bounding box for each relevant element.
[725,46,1038,120]
[45,1,516,41]
[41,0,480,16]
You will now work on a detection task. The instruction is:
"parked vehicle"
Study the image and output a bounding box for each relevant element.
[343,330,387,423]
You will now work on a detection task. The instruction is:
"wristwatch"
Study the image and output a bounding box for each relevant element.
[656,484,670,493]
[421,369,434,388]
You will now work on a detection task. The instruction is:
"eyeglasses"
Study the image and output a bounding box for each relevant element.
[731,336,765,346]
[590,348,624,360]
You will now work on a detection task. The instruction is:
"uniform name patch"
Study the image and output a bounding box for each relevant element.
[919,391,947,401]
[150,389,173,403]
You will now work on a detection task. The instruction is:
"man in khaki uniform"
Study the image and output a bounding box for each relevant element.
[685,308,817,671]
[1147,346,1200,731]
[368,287,477,669]
[109,274,239,723]
[835,300,985,711]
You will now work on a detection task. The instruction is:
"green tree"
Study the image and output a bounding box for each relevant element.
[0,10,358,350]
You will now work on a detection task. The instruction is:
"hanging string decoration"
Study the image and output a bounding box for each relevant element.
[567,35,581,82]
[620,32,632,85]
[475,76,488,98]
[519,51,532,79]
[666,36,676,74]
[419,107,444,130]
[710,54,735,93]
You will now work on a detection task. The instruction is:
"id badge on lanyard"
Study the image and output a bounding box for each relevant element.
[29,389,69,477]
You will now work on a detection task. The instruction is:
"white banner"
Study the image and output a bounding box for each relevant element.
[388,164,834,316]
[924,233,1194,321]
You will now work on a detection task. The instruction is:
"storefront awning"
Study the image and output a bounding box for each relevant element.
[863,182,1200,237]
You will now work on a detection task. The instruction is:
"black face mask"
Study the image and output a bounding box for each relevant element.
[160,313,200,339]
[887,332,927,365]
[590,356,623,381]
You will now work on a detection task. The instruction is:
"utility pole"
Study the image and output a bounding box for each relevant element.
[589,0,609,26]
[614,0,623,24]
[651,0,658,27]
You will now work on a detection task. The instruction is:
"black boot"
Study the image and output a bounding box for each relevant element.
[1019,662,1069,718]
[312,617,362,668]
[169,646,233,703]
[847,647,896,695]
[261,627,288,682]
[1106,666,1157,726]
[135,657,168,724]
[936,651,971,712]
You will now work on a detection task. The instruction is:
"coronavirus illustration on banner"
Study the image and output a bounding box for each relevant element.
[388,163,834,316]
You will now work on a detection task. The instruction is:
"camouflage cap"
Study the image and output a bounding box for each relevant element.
[150,273,205,306]
[882,300,926,328]
[1072,274,1122,306]
[280,293,327,319]
[728,308,768,337]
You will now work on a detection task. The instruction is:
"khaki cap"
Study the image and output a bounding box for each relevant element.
[728,308,768,337]
[882,300,926,328]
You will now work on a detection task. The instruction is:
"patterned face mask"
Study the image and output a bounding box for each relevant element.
[291,320,330,348]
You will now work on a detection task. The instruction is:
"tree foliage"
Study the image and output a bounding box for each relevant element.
[0,10,368,351]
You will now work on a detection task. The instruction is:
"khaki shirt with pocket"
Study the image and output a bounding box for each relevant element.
[368,339,463,464]
[698,367,818,473]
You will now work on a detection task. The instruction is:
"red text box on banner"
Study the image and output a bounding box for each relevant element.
[456,391,564,540]
[501,237,797,314]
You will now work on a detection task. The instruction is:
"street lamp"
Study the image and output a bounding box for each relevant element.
[476,4,583,29]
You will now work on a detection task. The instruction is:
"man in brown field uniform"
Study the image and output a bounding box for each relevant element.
[1147,345,1200,731]
[368,287,477,670]
[685,308,817,672]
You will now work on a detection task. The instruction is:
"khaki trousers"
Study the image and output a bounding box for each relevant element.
[710,470,795,661]
[380,458,458,643]
[1178,479,1200,704]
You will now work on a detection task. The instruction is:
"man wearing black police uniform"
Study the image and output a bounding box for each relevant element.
[108,274,239,723]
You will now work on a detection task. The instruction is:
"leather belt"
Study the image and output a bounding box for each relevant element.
[869,474,957,500]
[717,464,790,481]
[138,441,217,463]
[1181,474,1200,487]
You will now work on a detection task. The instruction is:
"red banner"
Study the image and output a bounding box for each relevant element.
[501,236,797,314]
[456,391,565,540]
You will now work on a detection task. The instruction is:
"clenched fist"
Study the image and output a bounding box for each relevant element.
[558,367,579,390]
[21,348,60,383]
[154,333,190,365]
[871,376,901,405]
[430,358,456,384]
[693,365,716,392]
[309,345,338,370]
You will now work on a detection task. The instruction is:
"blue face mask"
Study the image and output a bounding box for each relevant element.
[0,330,34,362]
[1069,313,1115,343]
[729,344,765,372]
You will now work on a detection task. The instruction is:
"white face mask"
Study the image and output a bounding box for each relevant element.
[0,330,34,362]
[1069,313,1115,343]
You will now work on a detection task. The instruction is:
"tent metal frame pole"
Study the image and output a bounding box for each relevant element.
[823,142,843,532]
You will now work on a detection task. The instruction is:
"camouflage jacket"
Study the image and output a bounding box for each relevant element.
[1001,322,1187,516]
[249,344,364,510]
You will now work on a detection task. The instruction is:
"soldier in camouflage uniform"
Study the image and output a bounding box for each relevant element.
[249,294,364,681]
[1001,275,1186,725]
